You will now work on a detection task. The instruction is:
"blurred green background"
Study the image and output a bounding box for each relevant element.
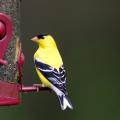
[0,0,120,120]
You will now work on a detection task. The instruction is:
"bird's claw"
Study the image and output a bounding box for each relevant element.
[33,84,45,92]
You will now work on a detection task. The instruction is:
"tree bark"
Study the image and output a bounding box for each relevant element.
[0,0,20,83]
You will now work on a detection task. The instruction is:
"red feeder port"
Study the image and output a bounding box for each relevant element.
[0,81,20,106]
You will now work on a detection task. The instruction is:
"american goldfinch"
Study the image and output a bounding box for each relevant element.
[31,34,73,110]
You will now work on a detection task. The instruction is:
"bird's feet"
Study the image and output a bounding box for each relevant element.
[33,84,45,87]
[33,84,45,92]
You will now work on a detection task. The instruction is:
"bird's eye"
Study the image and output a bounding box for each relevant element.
[37,34,45,39]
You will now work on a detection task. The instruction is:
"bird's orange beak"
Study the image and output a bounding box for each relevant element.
[31,36,38,42]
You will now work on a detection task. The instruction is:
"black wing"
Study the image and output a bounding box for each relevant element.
[34,59,67,94]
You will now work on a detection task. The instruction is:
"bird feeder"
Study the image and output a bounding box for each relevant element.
[0,1,49,106]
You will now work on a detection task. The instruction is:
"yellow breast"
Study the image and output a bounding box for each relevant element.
[35,67,52,88]
[34,47,63,70]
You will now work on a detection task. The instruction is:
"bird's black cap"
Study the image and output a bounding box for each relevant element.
[37,34,47,39]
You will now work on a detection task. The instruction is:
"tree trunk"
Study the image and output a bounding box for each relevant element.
[0,0,21,83]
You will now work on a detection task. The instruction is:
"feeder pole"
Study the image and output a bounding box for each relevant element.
[0,0,21,82]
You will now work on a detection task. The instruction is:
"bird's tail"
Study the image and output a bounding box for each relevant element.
[52,86,73,110]
[58,94,73,110]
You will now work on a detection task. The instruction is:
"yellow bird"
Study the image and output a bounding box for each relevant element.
[31,34,73,110]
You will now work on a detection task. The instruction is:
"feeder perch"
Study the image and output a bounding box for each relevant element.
[0,81,49,106]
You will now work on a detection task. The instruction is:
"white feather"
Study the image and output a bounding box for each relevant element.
[52,85,73,110]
